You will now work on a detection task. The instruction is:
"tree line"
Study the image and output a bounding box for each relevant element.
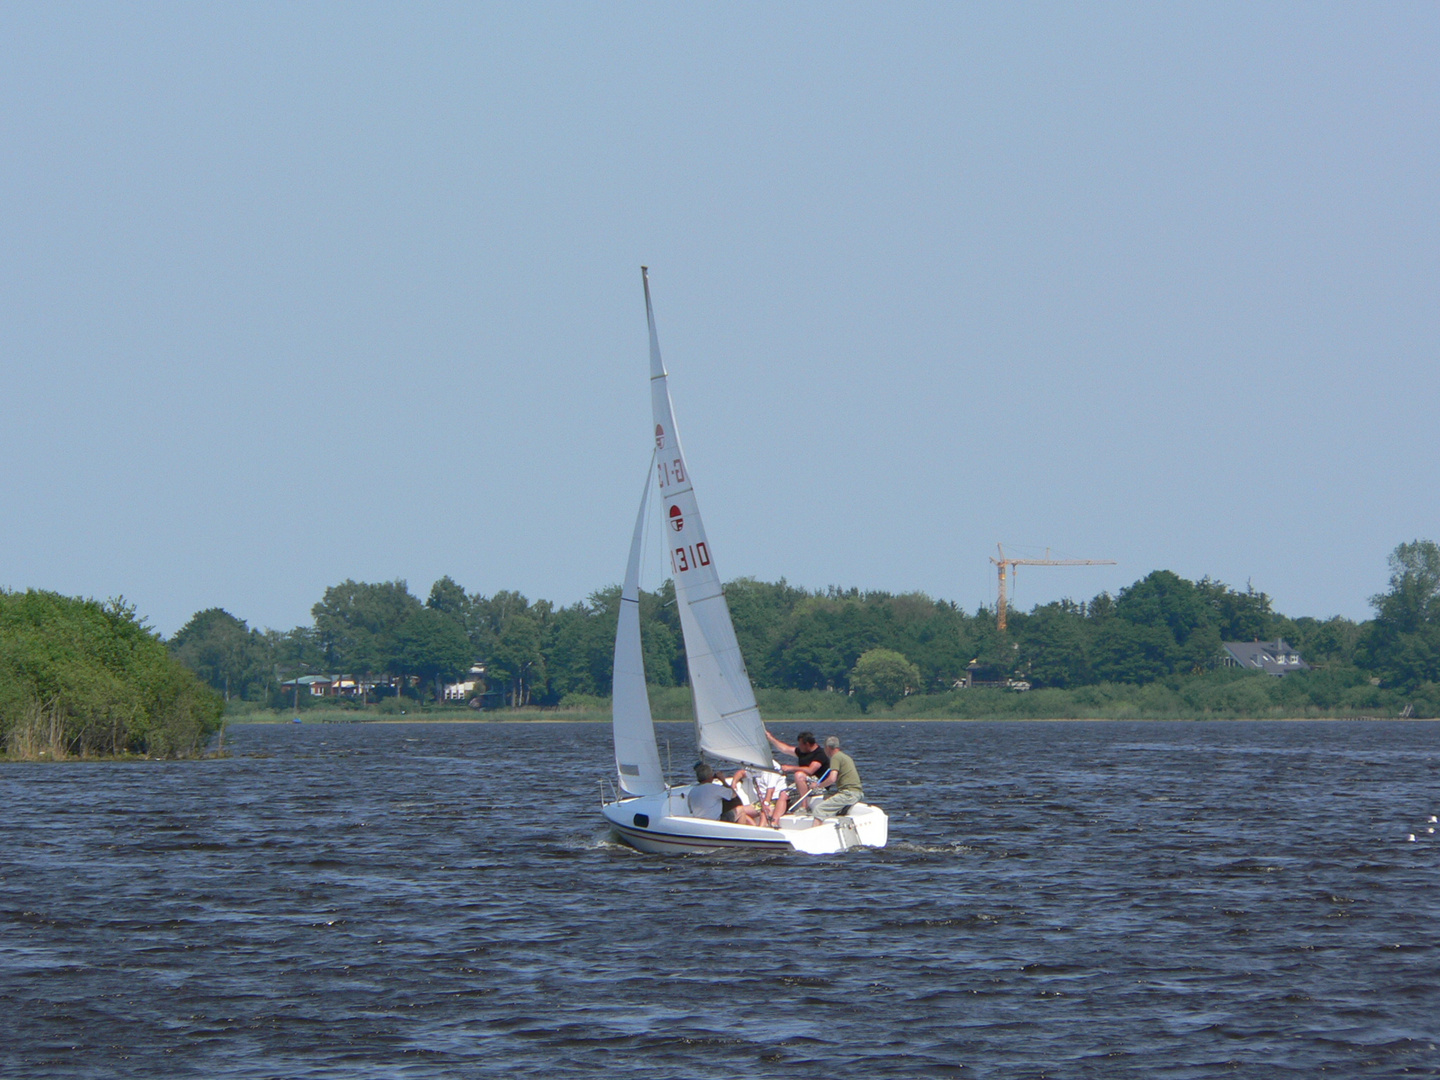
[169,541,1440,716]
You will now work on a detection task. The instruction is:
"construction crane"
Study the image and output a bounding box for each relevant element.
[990,543,1116,632]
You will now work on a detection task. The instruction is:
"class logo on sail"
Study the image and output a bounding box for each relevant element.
[655,424,665,449]
[669,504,684,532]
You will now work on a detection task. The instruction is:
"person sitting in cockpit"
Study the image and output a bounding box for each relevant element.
[687,763,741,822]
[766,729,832,805]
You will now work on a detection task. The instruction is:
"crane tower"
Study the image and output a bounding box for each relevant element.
[990,543,1116,632]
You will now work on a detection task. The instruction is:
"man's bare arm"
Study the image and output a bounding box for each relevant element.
[766,730,797,756]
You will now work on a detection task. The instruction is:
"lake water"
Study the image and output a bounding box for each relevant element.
[2,719,1437,1079]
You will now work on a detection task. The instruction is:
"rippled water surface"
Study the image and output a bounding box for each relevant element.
[3,719,1439,1078]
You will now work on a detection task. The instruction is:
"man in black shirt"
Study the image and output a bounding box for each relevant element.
[766,729,832,802]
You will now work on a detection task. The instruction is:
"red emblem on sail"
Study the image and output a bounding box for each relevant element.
[655,424,665,448]
[668,504,684,532]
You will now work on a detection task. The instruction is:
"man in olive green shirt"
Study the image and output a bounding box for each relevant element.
[813,735,863,820]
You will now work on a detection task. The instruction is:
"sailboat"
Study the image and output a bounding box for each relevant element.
[599,268,889,855]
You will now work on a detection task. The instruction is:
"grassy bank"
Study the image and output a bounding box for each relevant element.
[571,672,1436,720]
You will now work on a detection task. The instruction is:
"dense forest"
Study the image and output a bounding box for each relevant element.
[168,540,1440,718]
[0,590,223,758]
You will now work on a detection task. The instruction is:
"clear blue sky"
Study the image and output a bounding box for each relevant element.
[2,3,1436,636]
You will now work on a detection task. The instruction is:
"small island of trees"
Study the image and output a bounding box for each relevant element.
[0,591,222,759]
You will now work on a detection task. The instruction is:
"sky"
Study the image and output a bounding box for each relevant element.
[1,3,1436,637]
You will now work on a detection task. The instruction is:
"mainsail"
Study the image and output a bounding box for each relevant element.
[642,267,773,770]
[611,456,666,795]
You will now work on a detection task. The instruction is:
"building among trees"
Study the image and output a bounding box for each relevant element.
[1219,639,1309,676]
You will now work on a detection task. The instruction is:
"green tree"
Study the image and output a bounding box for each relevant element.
[312,580,422,677]
[263,625,325,707]
[1208,580,1276,641]
[426,575,471,627]
[876,592,969,692]
[543,591,613,699]
[393,607,474,703]
[636,586,682,688]
[1084,570,1249,682]
[485,602,546,707]
[1359,540,1440,691]
[726,577,807,678]
[1091,619,1177,684]
[1113,570,1218,670]
[849,647,921,711]
[170,608,264,700]
[640,610,680,688]
[1276,614,1363,667]
[0,590,222,758]
[1016,600,1092,688]
[770,596,877,691]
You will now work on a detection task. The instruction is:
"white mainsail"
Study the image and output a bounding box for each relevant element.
[642,268,773,770]
[611,456,666,795]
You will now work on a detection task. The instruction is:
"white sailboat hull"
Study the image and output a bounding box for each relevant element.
[602,788,889,855]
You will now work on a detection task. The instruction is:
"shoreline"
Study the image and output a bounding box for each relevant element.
[224,714,1436,725]
[8,715,1430,760]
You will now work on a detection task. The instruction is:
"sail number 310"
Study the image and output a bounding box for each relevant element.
[672,543,711,574]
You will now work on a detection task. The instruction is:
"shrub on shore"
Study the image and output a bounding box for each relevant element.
[0,590,223,759]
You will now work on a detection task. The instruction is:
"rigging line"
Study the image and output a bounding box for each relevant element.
[635,448,659,596]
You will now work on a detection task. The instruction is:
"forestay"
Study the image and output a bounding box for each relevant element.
[611,456,666,795]
[642,268,773,770]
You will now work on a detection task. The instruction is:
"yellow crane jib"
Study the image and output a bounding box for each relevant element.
[989,543,1116,632]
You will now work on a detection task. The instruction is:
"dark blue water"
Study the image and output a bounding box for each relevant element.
[2,720,1437,1078]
